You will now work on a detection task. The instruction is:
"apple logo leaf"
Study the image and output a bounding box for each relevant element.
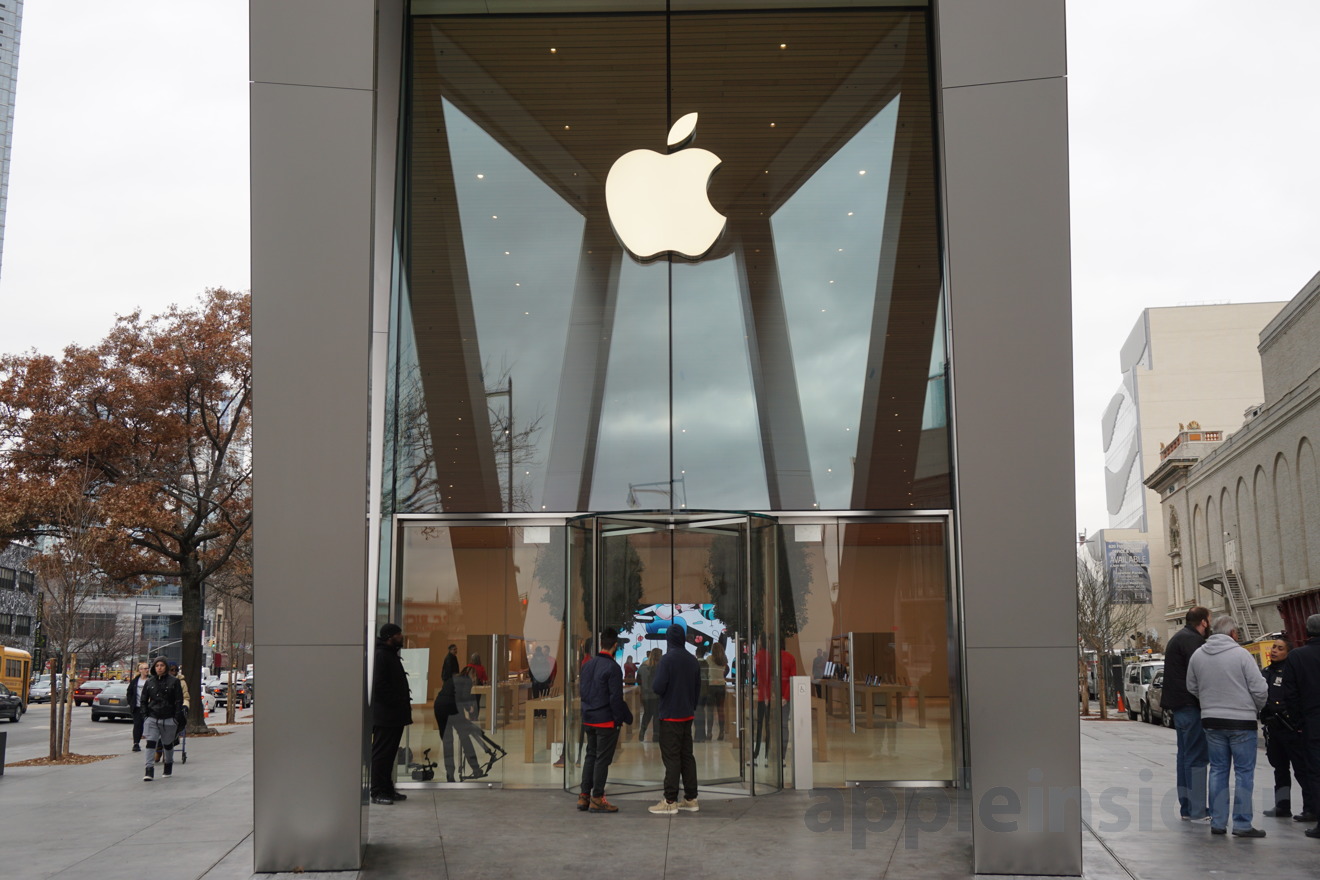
[667,113,699,149]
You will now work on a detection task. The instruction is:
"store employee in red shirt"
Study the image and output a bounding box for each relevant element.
[577,630,633,813]
[753,640,797,763]
[649,624,703,815]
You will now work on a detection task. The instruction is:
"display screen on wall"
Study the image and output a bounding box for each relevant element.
[1105,541,1152,604]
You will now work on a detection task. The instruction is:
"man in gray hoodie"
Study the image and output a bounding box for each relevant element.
[1188,615,1269,837]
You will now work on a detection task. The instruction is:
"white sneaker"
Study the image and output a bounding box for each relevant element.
[648,798,679,815]
[678,798,699,813]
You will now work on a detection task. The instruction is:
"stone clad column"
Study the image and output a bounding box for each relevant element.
[936,1,1081,874]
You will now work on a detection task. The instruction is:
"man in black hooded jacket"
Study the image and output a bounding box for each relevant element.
[649,623,702,815]
[370,623,412,805]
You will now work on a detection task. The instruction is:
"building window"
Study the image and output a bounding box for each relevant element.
[0,567,14,589]
[0,612,12,635]
[15,615,30,636]
[18,571,34,592]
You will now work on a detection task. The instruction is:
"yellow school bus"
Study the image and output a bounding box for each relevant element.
[1,645,32,707]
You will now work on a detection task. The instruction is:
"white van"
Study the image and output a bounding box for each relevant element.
[1123,657,1164,722]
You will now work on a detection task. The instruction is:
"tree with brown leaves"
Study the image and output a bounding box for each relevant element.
[0,289,251,733]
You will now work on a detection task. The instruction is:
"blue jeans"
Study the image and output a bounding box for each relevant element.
[1173,707,1209,818]
[1205,728,1257,832]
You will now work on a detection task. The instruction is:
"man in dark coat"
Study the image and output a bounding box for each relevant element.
[649,623,702,815]
[1260,638,1312,820]
[1282,613,1320,837]
[1162,605,1211,821]
[126,661,150,752]
[370,623,412,805]
[577,630,633,812]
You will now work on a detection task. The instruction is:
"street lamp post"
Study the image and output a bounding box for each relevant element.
[133,602,162,665]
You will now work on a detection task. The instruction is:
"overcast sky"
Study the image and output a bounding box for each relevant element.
[1,2,1316,534]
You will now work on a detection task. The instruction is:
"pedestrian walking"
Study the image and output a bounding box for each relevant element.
[127,661,150,752]
[1187,615,1268,837]
[649,623,702,815]
[140,657,184,782]
[577,630,632,813]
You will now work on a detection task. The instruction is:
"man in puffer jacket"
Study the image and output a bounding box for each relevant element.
[1187,615,1269,837]
[649,623,702,815]
[577,630,633,813]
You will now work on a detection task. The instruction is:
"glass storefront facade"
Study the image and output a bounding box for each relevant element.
[384,3,956,792]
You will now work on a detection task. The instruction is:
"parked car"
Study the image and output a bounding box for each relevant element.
[1123,659,1164,722]
[206,678,251,709]
[90,681,134,722]
[1146,670,1172,727]
[0,682,22,721]
[73,680,111,707]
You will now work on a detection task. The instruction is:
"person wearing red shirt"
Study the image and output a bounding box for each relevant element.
[576,630,633,812]
[752,641,797,764]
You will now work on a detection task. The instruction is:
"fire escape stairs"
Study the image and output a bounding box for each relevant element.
[1224,569,1265,642]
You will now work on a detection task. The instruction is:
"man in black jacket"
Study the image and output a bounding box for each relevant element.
[126,661,150,753]
[141,657,184,782]
[370,623,412,805]
[1283,613,1320,837]
[577,630,633,813]
[649,623,702,815]
[1163,605,1211,821]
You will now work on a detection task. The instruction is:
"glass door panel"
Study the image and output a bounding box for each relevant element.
[564,511,778,795]
[782,519,954,786]
[397,522,569,788]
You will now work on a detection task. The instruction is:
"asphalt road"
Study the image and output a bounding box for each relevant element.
[1,702,250,764]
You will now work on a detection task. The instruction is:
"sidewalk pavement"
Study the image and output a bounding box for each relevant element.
[2,716,1315,879]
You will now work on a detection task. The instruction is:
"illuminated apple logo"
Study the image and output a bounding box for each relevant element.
[605,112,726,260]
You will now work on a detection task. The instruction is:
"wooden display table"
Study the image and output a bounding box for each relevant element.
[523,696,564,763]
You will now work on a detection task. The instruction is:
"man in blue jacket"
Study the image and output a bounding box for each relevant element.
[649,623,702,815]
[578,630,633,813]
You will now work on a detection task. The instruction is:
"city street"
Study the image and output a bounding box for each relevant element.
[2,702,250,764]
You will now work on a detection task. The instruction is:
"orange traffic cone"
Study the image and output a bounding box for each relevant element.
[1116,691,1126,715]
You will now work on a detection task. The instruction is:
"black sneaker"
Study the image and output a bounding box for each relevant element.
[143,766,154,782]
[1231,828,1265,838]
[370,795,393,805]
[1263,808,1292,818]
[1293,813,1319,822]
[163,764,172,777]
[132,744,142,753]
[1210,827,1226,835]
[390,791,407,801]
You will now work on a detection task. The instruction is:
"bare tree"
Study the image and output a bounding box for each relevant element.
[1077,558,1148,720]
[30,466,104,759]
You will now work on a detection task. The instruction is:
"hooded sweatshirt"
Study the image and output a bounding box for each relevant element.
[652,625,702,721]
[1186,633,1268,729]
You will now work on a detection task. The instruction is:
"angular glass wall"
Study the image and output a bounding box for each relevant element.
[393,8,946,516]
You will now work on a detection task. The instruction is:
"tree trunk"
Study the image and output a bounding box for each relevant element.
[181,567,209,733]
[1078,656,1091,717]
[49,668,62,760]
[62,655,76,756]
